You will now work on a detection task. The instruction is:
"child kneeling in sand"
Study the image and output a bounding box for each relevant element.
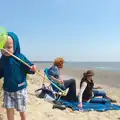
[0,32,36,120]
[78,70,116,108]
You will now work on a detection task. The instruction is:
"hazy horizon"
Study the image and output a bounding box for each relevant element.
[32,61,120,63]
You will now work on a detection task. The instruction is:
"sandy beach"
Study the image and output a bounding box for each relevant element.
[0,68,120,120]
[1,0,120,119]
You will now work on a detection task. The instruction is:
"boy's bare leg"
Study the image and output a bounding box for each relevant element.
[0,108,4,113]
[6,108,14,120]
[20,112,27,120]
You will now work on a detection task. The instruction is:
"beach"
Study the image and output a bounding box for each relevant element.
[0,63,120,120]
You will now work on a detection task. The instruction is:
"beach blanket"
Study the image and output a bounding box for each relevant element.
[58,99,120,112]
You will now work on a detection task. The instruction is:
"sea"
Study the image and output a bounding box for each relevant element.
[33,62,120,88]
[33,62,120,72]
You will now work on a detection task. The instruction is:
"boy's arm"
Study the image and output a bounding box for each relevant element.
[20,54,35,74]
[50,76,63,84]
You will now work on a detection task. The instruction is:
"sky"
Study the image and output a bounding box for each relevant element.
[0,0,120,62]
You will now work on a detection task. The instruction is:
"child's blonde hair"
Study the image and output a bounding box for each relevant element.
[53,57,64,67]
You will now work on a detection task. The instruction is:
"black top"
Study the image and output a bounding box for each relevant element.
[80,78,94,101]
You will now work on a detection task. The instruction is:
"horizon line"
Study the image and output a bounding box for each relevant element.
[32,61,120,63]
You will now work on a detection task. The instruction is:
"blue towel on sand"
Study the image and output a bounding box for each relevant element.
[58,99,120,112]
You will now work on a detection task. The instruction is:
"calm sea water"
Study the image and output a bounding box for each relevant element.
[33,62,120,87]
[65,62,120,71]
[33,62,120,72]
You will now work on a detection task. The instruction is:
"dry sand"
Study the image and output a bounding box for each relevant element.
[0,69,120,120]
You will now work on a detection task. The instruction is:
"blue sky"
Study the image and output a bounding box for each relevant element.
[0,0,120,61]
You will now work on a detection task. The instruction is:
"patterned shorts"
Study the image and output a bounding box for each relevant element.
[3,88,28,112]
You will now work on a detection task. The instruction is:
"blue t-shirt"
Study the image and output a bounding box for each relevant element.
[48,65,60,79]
[48,65,66,91]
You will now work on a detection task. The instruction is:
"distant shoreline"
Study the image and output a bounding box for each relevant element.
[32,61,52,63]
[32,62,120,72]
[32,61,120,63]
